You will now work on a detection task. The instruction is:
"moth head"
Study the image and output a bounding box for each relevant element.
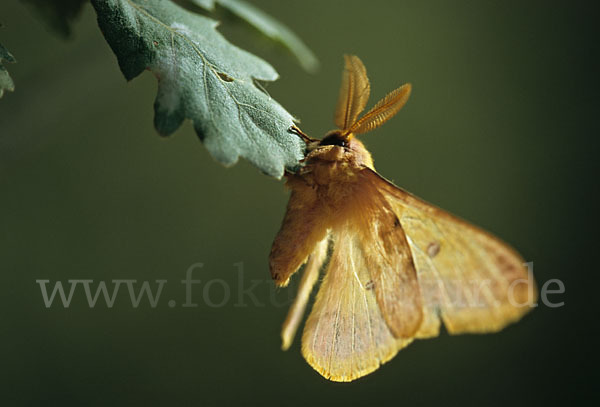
[318,130,349,148]
[305,130,374,169]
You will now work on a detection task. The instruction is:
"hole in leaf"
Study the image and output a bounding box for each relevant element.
[217,72,234,82]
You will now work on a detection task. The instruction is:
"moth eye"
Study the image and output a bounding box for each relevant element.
[319,134,347,147]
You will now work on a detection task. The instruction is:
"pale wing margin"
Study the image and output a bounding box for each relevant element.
[301,224,411,382]
[361,169,537,338]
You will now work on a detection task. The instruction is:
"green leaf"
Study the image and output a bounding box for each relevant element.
[92,0,305,178]
[192,0,319,73]
[23,0,88,38]
[0,38,16,98]
[191,0,215,10]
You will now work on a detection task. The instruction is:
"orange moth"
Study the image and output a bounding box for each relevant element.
[269,55,536,382]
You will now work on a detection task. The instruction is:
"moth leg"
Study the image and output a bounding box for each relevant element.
[289,125,317,143]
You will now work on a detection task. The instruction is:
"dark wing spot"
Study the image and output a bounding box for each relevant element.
[365,280,375,290]
[393,216,401,228]
[496,254,518,279]
[427,241,441,258]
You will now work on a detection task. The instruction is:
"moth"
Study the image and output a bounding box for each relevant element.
[269,55,536,382]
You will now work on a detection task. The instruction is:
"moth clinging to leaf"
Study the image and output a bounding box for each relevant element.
[269,55,536,382]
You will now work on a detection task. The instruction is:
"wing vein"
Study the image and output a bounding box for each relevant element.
[327,264,343,376]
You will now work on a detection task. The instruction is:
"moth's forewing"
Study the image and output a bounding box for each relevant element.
[269,177,329,287]
[350,175,424,338]
[362,168,537,336]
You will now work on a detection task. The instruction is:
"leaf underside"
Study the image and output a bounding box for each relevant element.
[192,0,319,73]
[92,0,305,178]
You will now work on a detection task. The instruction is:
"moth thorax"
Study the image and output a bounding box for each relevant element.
[347,138,374,170]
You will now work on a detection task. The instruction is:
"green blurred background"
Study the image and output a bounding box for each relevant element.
[0,1,593,405]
